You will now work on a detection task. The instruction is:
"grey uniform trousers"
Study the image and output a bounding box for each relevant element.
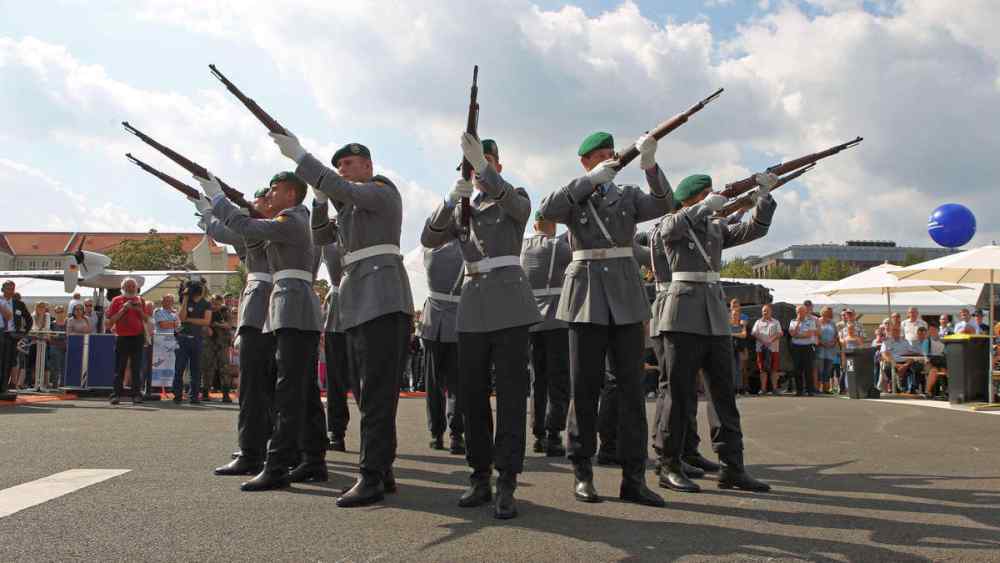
[458,325,530,475]
[237,328,275,461]
[567,322,647,469]
[266,329,325,468]
[347,312,411,478]
[529,328,570,438]
[658,332,744,468]
[324,331,353,440]
[423,339,464,439]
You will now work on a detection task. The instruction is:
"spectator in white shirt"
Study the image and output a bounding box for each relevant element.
[752,304,783,395]
[153,294,179,334]
[901,307,928,345]
[788,304,818,396]
[954,308,981,335]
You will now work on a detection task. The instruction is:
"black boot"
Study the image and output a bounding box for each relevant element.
[240,465,291,492]
[449,434,466,455]
[337,472,385,507]
[458,470,492,507]
[683,453,721,473]
[532,436,546,453]
[621,461,665,507]
[681,460,706,479]
[718,464,771,492]
[215,455,263,476]
[545,432,566,457]
[288,454,328,483]
[383,467,397,494]
[328,435,346,452]
[429,435,445,450]
[494,472,518,519]
[572,458,600,503]
[658,459,701,493]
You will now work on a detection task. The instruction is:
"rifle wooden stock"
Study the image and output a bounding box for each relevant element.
[122,121,263,218]
[459,65,479,235]
[125,153,200,199]
[719,136,863,199]
[209,64,289,135]
[614,87,724,170]
[716,164,814,217]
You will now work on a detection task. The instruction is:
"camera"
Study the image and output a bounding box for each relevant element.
[178,280,205,301]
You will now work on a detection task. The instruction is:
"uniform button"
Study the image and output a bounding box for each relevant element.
[373,266,379,270]
[603,266,609,272]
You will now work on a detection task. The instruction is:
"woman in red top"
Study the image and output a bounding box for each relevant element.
[106,278,148,405]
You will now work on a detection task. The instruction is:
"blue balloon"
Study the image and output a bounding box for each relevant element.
[928,203,976,248]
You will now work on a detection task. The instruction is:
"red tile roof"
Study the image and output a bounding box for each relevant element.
[0,231,221,256]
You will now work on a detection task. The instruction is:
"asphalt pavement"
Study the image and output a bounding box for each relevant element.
[1,394,998,562]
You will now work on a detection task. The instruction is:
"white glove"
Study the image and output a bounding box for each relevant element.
[586,159,618,188]
[312,187,328,205]
[636,133,657,170]
[754,172,779,196]
[703,193,727,212]
[187,194,212,214]
[447,178,474,205]
[195,172,223,199]
[460,132,488,174]
[269,131,307,163]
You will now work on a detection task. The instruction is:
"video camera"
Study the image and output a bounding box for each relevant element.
[178,278,206,301]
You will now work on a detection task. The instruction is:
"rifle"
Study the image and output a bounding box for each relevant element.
[614,87,724,170]
[209,64,289,135]
[459,65,479,239]
[719,136,862,199]
[125,153,200,199]
[121,121,263,218]
[716,164,814,217]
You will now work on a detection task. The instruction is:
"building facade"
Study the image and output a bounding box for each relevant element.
[749,240,956,278]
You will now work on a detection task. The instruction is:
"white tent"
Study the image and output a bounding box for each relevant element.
[811,263,971,316]
[404,246,430,309]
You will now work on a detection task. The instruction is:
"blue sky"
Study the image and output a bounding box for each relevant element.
[2,0,999,259]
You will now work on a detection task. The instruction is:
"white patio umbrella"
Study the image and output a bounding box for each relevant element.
[812,262,970,318]
[891,245,1000,403]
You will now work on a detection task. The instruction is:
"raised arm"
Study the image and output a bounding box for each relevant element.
[538,176,596,224]
[421,201,458,249]
[311,200,339,246]
[476,166,531,224]
[659,201,715,242]
[212,194,302,244]
[634,165,673,222]
[722,194,777,250]
[296,153,398,211]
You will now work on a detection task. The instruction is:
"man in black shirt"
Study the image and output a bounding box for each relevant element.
[173,281,212,404]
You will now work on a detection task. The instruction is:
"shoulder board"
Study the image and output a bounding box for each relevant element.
[276,215,289,222]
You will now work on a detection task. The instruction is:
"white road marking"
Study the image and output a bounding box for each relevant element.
[869,398,1000,415]
[0,469,130,518]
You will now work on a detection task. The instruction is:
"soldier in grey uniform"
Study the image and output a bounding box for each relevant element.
[272,132,414,508]
[192,187,280,477]
[419,240,466,454]
[422,135,540,520]
[634,228,722,491]
[654,173,776,493]
[538,130,669,507]
[520,216,571,457]
[198,171,327,492]
[311,202,352,452]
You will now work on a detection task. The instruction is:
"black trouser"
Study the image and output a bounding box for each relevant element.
[458,325,530,475]
[265,329,324,469]
[651,337,718,460]
[568,322,647,470]
[529,328,570,439]
[789,343,815,394]
[237,328,276,461]
[659,332,744,469]
[0,333,14,394]
[597,357,618,455]
[324,331,352,440]
[112,334,145,399]
[423,339,464,439]
[346,313,411,478]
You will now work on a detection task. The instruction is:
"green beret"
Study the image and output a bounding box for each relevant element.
[482,139,499,160]
[253,187,270,199]
[578,131,614,157]
[534,210,545,222]
[331,143,371,167]
[674,174,713,203]
[270,171,306,192]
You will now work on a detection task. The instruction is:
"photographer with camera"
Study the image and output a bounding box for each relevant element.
[173,279,212,404]
[106,277,148,405]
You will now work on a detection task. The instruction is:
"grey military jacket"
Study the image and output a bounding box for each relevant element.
[538,166,672,325]
[201,214,272,332]
[419,241,464,343]
[212,197,322,333]
[421,166,541,334]
[655,194,778,336]
[311,201,344,334]
[297,154,414,331]
[521,232,571,332]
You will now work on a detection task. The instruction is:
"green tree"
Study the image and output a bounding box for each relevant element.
[902,252,927,267]
[721,257,754,278]
[764,263,794,280]
[793,261,818,280]
[223,263,247,296]
[817,257,855,281]
[313,278,331,300]
[107,233,189,270]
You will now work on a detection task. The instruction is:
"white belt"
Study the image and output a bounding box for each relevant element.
[572,247,633,261]
[465,255,520,275]
[655,282,671,292]
[342,244,401,267]
[532,287,563,297]
[246,272,273,283]
[672,271,720,283]
[428,292,461,303]
[272,269,313,283]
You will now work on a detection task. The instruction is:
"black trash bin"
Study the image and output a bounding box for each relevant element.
[844,347,877,399]
[944,335,989,404]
